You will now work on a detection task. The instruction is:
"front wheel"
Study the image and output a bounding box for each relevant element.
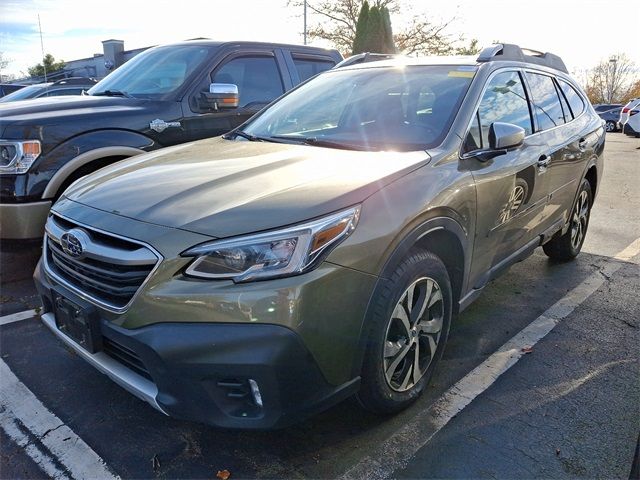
[605,120,616,132]
[356,250,452,414]
[543,178,592,261]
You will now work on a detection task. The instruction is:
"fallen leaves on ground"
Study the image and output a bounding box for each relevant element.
[216,469,231,480]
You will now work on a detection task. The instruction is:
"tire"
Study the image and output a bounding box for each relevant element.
[543,178,592,261]
[356,250,452,414]
[605,120,616,133]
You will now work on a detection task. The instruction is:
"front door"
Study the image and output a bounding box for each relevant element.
[463,69,550,288]
[181,54,287,142]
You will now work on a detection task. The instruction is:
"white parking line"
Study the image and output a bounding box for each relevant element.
[0,309,40,326]
[0,359,120,480]
[341,239,640,480]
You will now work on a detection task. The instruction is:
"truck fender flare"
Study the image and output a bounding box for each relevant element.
[42,146,145,199]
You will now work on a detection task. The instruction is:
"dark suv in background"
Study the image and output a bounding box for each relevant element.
[593,104,623,132]
[35,44,604,429]
[0,40,341,240]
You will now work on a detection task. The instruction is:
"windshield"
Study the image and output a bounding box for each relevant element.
[0,84,49,103]
[88,45,212,100]
[242,65,475,151]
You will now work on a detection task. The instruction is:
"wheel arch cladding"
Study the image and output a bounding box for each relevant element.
[350,218,467,378]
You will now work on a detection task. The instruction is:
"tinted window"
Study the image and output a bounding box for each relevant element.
[525,72,566,130]
[293,57,335,82]
[555,80,573,122]
[213,56,284,108]
[467,71,532,150]
[557,79,585,118]
[244,65,475,152]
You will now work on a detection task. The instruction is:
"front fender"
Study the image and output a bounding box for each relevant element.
[25,130,156,200]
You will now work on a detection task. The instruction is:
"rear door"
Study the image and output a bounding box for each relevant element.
[524,72,590,229]
[464,69,550,287]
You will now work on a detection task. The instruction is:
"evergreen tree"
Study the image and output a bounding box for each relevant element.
[380,7,396,54]
[352,1,370,55]
[365,6,383,53]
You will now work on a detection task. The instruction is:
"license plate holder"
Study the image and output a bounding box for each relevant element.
[52,289,102,354]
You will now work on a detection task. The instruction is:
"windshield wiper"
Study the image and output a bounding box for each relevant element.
[225,130,262,141]
[269,135,365,151]
[92,89,133,98]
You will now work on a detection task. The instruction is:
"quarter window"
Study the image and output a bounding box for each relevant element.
[555,80,573,122]
[525,72,566,131]
[557,79,585,118]
[213,56,284,108]
[292,56,335,82]
[465,70,533,151]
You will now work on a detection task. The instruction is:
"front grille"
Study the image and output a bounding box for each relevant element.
[102,337,152,380]
[44,214,159,311]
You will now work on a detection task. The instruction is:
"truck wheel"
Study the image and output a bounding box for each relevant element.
[357,250,452,413]
[543,178,592,261]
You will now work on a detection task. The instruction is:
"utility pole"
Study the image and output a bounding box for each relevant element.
[303,0,307,45]
[608,56,618,103]
[38,14,47,82]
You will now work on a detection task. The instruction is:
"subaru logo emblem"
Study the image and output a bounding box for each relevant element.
[60,229,87,258]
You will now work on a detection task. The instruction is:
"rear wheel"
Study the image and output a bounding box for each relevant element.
[543,178,592,261]
[357,250,452,413]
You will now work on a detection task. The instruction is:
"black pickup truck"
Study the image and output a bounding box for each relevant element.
[0,40,342,239]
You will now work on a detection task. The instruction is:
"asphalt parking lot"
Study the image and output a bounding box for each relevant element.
[1,133,639,479]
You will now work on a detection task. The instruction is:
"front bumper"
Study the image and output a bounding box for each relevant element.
[0,200,51,239]
[35,259,362,429]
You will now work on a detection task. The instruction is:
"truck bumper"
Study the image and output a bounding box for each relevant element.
[0,201,51,239]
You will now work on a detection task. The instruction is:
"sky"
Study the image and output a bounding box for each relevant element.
[1,0,639,82]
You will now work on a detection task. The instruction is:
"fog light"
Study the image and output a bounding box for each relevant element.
[248,379,263,408]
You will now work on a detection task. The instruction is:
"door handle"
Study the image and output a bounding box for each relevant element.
[578,138,587,152]
[537,154,551,169]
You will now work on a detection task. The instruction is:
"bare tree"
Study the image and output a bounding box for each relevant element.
[0,52,11,82]
[290,0,456,56]
[585,54,638,104]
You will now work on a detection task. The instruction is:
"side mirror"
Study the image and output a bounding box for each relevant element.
[489,122,525,150]
[200,83,239,111]
[471,122,525,162]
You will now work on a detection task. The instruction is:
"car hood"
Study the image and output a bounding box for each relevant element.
[63,136,430,238]
[0,95,167,139]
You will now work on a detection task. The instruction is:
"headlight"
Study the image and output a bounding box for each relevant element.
[182,206,361,282]
[0,140,41,174]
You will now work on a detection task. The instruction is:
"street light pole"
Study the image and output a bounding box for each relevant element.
[608,55,618,103]
[303,0,307,45]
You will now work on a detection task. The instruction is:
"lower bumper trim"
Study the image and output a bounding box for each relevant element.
[40,312,167,415]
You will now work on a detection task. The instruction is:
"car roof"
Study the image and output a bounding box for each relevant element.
[153,39,340,55]
[337,55,480,71]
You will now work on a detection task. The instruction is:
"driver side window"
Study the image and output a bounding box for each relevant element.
[464,71,533,152]
[212,56,284,108]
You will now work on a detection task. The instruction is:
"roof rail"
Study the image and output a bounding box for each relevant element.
[476,43,568,73]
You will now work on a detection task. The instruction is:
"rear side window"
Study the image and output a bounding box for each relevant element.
[292,56,335,82]
[555,80,573,122]
[525,72,566,131]
[213,56,284,108]
[557,79,585,118]
[466,70,533,151]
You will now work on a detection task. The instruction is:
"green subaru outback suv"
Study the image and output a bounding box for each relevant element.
[35,44,604,429]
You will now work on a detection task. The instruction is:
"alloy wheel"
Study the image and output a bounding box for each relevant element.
[383,277,444,392]
[570,190,589,250]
